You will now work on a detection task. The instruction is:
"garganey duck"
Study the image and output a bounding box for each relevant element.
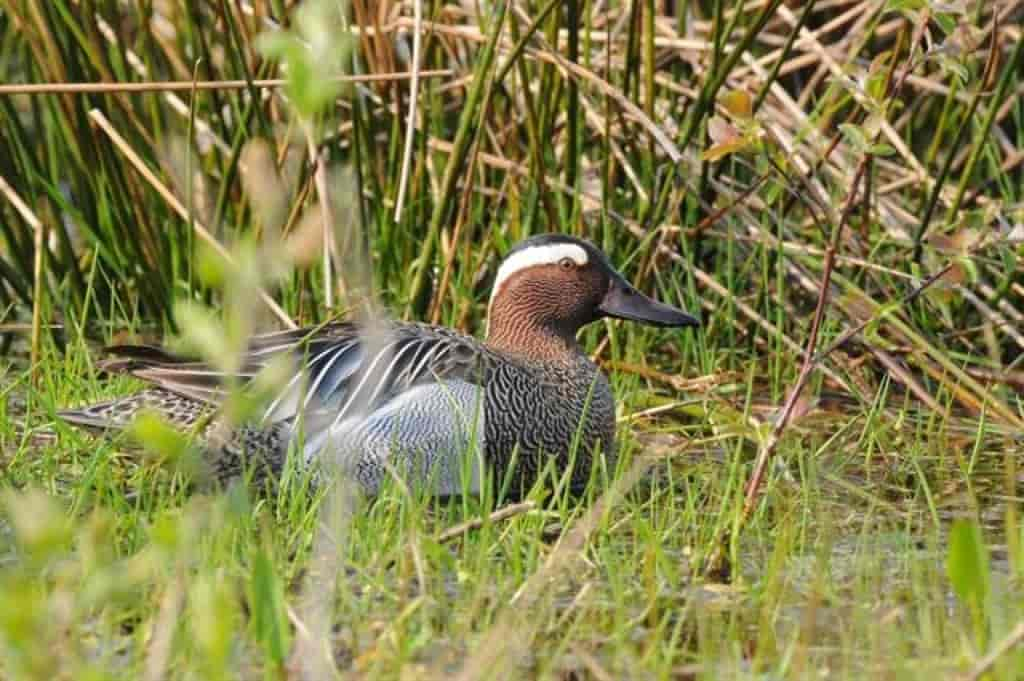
[60,234,699,496]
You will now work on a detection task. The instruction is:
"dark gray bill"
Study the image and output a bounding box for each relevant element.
[598,277,700,328]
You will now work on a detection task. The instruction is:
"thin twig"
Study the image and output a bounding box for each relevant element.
[742,24,927,516]
[0,70,453,96]
[305,133,339,310]
[961,620,1024,681]
[0,175,46,374]
[392,0,425,222]
[144,575,185,681]
[30,197,45,380]
[437,501,537,543]
[741,169,853,517]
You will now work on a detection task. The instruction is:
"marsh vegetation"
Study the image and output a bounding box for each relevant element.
[2,0,1024,678]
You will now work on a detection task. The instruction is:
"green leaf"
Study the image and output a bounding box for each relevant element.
[839,123,870,153]
[932,12,957,36]
[884,0,925,13]
[956,255,978,285]
[250,547,290,666]
[947,519,989,609]
[171,300,237,372]
[2,489,73,562]
[191,574,239,676]
[703,115,754,161]
[195,243,230,289]
[865,50,893,100]
[933,54,969,85]
[257,0,354,121]
[865,72,888,103]
[128,411,201,476]
[864,300,900,338]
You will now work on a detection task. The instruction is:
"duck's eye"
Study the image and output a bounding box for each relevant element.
[558,257,575,270]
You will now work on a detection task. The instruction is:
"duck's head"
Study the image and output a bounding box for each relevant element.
[486,234,699,358]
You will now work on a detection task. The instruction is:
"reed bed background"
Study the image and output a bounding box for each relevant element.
[2,0,1024,678]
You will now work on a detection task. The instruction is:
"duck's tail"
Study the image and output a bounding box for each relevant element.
[57,387,212,432]
[59,388,297,488]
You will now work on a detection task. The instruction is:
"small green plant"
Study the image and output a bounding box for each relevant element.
[947,518,991,649]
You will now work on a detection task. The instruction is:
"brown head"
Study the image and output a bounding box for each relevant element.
[485,234,699,360]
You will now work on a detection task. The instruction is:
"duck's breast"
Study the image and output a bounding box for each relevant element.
[482,357,617,491]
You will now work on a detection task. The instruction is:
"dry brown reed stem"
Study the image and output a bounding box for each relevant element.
[976,275,1024,330]
[30,207,45,380]
[0,175,46,374]
[392,0,426,222]
[741,163,859,518]
[143,574,185,681]
[289,479,359,680]
[425,133,677,256]
[89,13,230,156]
[0,71,453,96]
[672,252,854,394]
[726,199,944,411]
[966,367,1024,390]
[961,620,1024,681]
[304,134,339,310]
[578,95,649,200]
[729,0,871,82]
[725,233,912,279]
[574,646,616,681]
[87,109,297,330]
[959,288,1024,354]
[882,306,1023,426]
[436,501,537,543]
[740,86,1024,522]
[527,48,682,162]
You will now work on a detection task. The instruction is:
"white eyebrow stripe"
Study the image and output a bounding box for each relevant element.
[490,243,589,299]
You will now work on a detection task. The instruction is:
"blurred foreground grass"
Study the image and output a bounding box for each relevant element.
[2,0,1024,678]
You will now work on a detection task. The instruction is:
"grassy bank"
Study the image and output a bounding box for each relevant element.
[2,0,1024,677]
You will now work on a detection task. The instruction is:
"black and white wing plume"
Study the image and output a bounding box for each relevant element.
[95,321,490,424]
